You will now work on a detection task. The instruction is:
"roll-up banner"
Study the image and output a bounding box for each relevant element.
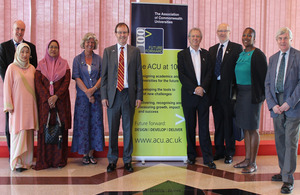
[131,3,188,162]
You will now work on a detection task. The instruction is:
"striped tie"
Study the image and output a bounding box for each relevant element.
[117,47,124,91]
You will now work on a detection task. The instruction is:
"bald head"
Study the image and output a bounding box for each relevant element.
[217,23,231,43]
[12,20,26,43]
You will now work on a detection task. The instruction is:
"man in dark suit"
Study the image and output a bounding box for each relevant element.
[265,27,300,194]
[0,20,38,156]
[178,28,216,169]
[209,23,243,164]
[101,23,143,173]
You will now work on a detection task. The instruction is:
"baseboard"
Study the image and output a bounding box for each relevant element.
[1,140,298,158]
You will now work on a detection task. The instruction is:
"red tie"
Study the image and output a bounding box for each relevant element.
[117,47,124,91]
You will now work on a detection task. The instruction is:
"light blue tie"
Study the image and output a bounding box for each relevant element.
[276,53,286,93]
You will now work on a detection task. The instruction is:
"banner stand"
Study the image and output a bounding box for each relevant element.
[131,3,188,162]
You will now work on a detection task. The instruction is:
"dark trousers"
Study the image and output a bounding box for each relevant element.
[182,94,213,164]
[107,89,134,164]
[212,81,235,156]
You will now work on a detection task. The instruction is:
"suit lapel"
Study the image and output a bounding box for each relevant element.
[222,41,232,65]
[271,51,280,84]
[127,45,132,68]
[286,48,295,78]
[211,44,218,58]
[9,39,16,55]
[112,44,118,70]
[200,50,207,81]
[185,48,199,83]
[186,48,194,69]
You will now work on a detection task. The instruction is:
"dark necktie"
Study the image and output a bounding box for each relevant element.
[15,42,20,48]
[117,47,124,91]
[214,44,224,77]
[276,53,286,93]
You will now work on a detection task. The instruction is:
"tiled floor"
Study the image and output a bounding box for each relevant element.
[0,155,299,195]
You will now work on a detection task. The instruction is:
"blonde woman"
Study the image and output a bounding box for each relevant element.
[71,33,104,165]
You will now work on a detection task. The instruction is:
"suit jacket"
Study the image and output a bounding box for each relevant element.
[0,39,38,81]
[177,47,213,106]
[265,47,300,118]
[209,41,243,103]
[100,44,143,108]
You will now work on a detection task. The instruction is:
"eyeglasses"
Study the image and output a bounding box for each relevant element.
[217,30,230,33]
[116,31,128,35]
[49,46,59,50]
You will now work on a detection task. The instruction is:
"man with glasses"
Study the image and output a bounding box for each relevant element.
[0,20,37,158]
[101,23,143,173]
[209,23,242,164]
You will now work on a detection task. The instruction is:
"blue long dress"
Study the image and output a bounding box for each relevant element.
[71,51,104,154]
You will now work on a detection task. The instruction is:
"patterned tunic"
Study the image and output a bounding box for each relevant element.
[34,69,71,170]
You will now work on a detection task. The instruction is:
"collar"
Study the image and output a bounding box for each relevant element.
[189,46,201,52]
[117,43,127,50]
[12,39,23,45]
[280,47,290,56]
[219,40,229,48]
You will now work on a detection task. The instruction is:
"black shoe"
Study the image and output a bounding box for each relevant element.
[213,155,224,161]
[204,161,216,169]
[16,168,27,172]
[224,156,233,164]
[187,159,195,165]
[281,182,293,194]
[271,174,282,181]
[107,163,116,173]
[124,163,133,172]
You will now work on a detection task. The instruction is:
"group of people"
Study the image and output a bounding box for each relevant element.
[178,23,300,194]
[0,21,142,175]
[0,19,299,194]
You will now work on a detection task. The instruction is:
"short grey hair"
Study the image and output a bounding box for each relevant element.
[276,27,293,40]
[188,28,202,38]
[80,32,98,49]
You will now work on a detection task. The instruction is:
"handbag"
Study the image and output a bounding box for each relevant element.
[44,109,64,149]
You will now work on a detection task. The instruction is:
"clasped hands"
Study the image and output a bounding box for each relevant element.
[85,87,96,104]
[194,86,204,97]
[272,102,290,114]
[48,95,58,109]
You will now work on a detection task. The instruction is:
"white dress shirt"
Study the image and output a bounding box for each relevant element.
[189,46,201,85]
